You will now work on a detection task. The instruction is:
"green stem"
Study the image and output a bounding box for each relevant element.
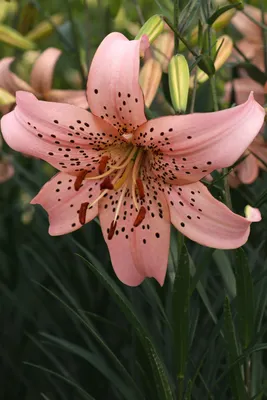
[163,17,198,57]
[242,9,267,31]
[190,70,198,113]
[223,169,232,209]
[174,0,179,53]
[66,0,87,87]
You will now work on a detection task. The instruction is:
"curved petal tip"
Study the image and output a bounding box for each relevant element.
[244,205,262,222]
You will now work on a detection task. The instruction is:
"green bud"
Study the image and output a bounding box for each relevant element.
[17,2,38,35]
[168,54,190,113]
[26,14,64,41]
[135,14,164,44]
[0,24,35,50]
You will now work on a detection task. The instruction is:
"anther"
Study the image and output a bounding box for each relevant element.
[98,155,110,174]
[79,202,89,225]
[136,178,145,199]
[74,170,88,191]
[108,221,117,240]
[133,206,146,227]
[100,176,114,190]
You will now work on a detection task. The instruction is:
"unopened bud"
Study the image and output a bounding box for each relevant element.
[0,24,35,50]
[139,58,162,108]
[244,205,261,222]
[153,29,174,73]
[26,14,64,41]
[211,8,236,29]
[228,0,244,11]
[17,2,38,35]
[0,88,15,106]
[197,35,233,83]
[135,14,164,44]
[168,54,190,113]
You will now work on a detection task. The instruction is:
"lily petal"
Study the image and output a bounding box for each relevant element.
[139,58,162,108]
[1,91,120,174]
[0,57,33,94]
[235,153,259,184]
[0,160,14,182]
[46,89,88,108]
[134,93,264,184]
[31,172,99,235]
[99,177,170,286]
[87,32,148,131]
[166,182,252,249]
[30,48,61,95]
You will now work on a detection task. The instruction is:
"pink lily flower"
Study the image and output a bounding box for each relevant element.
[1,33,265,286]
[223,4,267,186]
[0,48,88,113]
[0,135,14,183]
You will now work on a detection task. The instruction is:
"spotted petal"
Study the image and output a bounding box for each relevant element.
[166,182,252,248]
[87,32,148,132]
[30,48,62,95]
[31,172,100,235]
[133,94,264,185]
[99,177,170,286]
[1,91,120,175]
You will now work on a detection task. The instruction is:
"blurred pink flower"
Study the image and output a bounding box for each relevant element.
[224,4,267,186]
[1,33,265,286]
[0,48,88,113]
[0,135,14,182]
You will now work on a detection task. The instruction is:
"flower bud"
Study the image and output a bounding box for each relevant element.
[244,206,261,222]
[26,14,64,41]
[17,2,38,35]
[0,24,35,50]
[139,58,162,108]
[197,35,233,83]
[135,14,164,44]
[168,54,190,113]
[211,8,236,30]
[153,29,174,73]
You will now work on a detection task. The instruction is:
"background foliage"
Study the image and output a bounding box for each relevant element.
[1,0,267,399]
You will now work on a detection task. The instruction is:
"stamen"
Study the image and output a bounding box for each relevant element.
[79,202,89,225]
[113,184,127,223]
[131,149,144,210]
[86,147,136,181]
[113,159,134,191]
[136,178,145,199]
[133,206,146,227]
[74,170,88,191]
[99,155,110,174]
[100,176,114,190]
[108,221,117,240]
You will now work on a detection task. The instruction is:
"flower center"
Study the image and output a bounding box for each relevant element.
[76,144,147,238]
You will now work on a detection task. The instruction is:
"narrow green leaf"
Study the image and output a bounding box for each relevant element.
[24,362,95,400]
[172,244,190,398]
[75,245,174,400]
[234,248,254,349]
[213,250,236,299]
[224,297,248,400]
[236,63,266,85]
